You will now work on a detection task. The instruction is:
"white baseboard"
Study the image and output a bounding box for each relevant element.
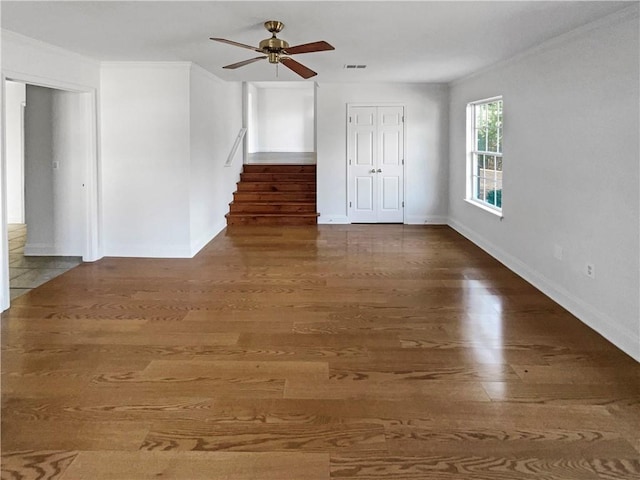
[318,215,449,226]
[405,215,449,225]
[104,243,192,259]
[448,218,640,362]
[318,215,350,225]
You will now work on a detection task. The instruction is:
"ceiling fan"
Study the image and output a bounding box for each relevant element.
[210,20,334,79]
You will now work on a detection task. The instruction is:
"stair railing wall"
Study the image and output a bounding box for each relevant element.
[225,127,247,167]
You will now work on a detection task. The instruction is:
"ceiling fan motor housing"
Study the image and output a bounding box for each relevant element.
[259,37,289,63]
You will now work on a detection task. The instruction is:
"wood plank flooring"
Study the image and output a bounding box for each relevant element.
[2,225,639,479]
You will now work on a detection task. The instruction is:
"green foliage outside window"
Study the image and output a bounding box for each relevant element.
[475,100,503,154]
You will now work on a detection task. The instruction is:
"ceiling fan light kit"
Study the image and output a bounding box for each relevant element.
[210,20,334,79]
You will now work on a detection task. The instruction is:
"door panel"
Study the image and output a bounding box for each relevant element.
[355,111,375,126]
[377,106,404,222]
[349,107,378,223]
[355,176,374,211]
[355,131,374,166]
[348,105,404,223]
[381,176,400,210]
[381,131,401,166]
[378,174,402,222]
[381,111,401,126]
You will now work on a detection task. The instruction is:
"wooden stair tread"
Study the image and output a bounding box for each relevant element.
[226,213,320,218]
[230,201,315,204]
[237,180,316,183]
[233,193,316,200]
[243,164,316,174]
[227,163,318,226]
[236,182,316,191]
[241,174,316,182]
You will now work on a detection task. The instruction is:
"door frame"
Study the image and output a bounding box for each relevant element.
[346,103,406,224]
[1,70,101,311]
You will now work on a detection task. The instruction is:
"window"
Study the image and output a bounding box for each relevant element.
[467,97,503,213]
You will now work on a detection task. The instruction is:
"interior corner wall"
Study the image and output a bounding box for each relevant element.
[448,11,640,361]
[6,81,26,223]
[316,83,449,224]
[1,30,100,89]
[100,63,192,257]
[256,86,314,152]
[246,83,259,153]
[189,66,243,255]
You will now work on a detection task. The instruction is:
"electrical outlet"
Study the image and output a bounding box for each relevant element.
[585,263,595,279]
[553,244,563,261]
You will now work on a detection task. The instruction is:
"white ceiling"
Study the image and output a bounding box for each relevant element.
[1,1,633,83]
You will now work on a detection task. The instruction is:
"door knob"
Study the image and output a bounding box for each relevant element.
[376,169,382,173]
[370,169,376,173]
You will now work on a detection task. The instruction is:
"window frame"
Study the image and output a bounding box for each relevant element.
[466,96,503,216]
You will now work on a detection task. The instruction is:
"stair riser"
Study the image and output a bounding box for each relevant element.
[241,173,316,182]
[233,192,316,202]
[230,204,316,214]
[237,183,316,192]
[243,165,316,174]
[226,215,318,226]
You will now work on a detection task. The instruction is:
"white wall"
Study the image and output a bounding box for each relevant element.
[49,89,89,256]
[448,9,640,361]
[101,62,243,258]
[1,30,100,90]
[6,81,26,223]
[24,86,54,250]
[255,85,315,152]
[246,83,259,153]
[101,63,191,257]
[189,65,243,255]
[23,86,86,256]
[316,83,449,224]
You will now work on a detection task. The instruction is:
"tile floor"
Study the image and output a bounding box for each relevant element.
[8,224,82,300]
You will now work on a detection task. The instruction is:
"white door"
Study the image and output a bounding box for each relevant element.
[348,106,404,223]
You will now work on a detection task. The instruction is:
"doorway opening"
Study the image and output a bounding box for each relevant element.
[2,79,98,306]
[245,81,316,165]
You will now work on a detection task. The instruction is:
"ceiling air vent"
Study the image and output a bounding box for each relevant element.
[344,64,367,69]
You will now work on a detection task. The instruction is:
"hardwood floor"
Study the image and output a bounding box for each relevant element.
[2,225,638,479]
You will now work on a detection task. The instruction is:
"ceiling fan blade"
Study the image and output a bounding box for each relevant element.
[223,56,267,69]
[280,57,317,79]
[210,37,262,52]
[284,41,335,55]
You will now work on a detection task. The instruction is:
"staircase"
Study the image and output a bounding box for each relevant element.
[226,164,318,226]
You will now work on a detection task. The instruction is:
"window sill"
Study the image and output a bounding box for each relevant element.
[464,199,503,219]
